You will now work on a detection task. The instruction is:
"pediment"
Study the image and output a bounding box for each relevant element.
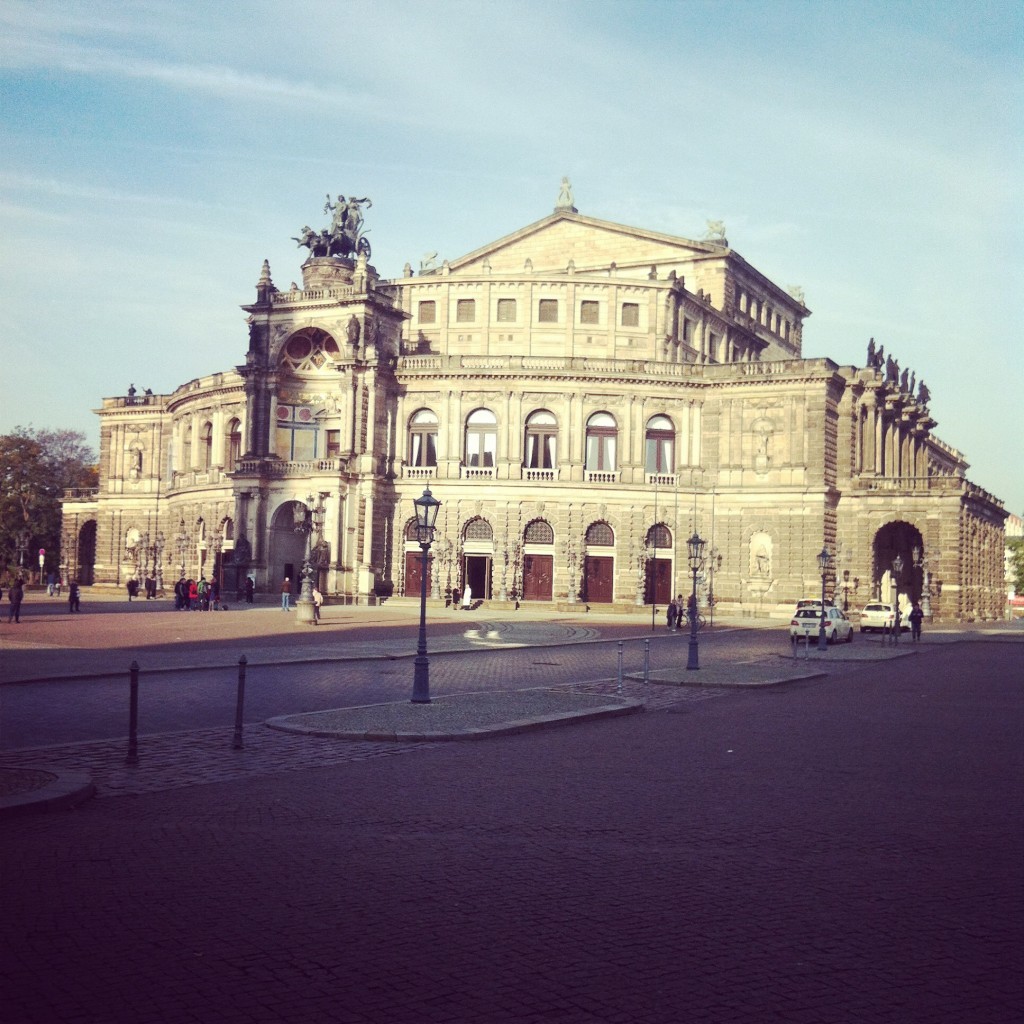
[445,212,724,277]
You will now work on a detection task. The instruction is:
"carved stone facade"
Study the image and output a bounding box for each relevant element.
[61,197,1007,619]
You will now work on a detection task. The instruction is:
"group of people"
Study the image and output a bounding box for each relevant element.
[173,576,221,611]
[125,576,159,600]
[665,594,699,631]
[280,577,324,621]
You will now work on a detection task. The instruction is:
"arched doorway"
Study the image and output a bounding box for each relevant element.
[522,519,554,601]
[644,523,673,604]
[77,520,97,585]
[403,518,433,598]
[269,501,311,591]
[461,517,493,602]
[873,521,924,608]
[582,521,615,603]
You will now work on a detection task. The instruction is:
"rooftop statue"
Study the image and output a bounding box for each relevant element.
[293,194,372,260]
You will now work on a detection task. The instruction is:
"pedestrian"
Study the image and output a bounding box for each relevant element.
[126,578,135,601]
[461,584,472,610]
[7,578,24,623]
[909,602,924,642]
[197,576,209,610]
[686,592,698,630]
[68,579,81,613]
[188,578,199,610]
[47,571,56,597]
[281,577,291,611]
[451,586,460,608]
[666,598,678,631]
[245,576,255,604]
[312,586,323,624]
[209,577,220,610]
[145,574,156,599]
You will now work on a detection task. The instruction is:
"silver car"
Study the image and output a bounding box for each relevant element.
[859,602,901,633]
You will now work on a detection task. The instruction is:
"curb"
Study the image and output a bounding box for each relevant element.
[0,768,96,820]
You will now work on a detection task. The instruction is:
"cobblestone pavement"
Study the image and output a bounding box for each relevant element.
[1,641,1020,1023]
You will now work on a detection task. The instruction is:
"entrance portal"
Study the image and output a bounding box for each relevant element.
[872,521,924,607]
[463,555,491,602]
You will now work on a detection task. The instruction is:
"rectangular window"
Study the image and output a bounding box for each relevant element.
[456,299,475,323]
[538,299,558,323]
[326,430,341,457]
[496,298,516,322]
[621,303,640,327]
[417,300,436,323]
[580,300,599,325]
[276,427,318,460]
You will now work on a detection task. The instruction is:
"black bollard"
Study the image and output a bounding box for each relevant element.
[126,660,139,766]
[232,655,247,750]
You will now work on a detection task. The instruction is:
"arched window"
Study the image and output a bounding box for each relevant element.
[404,519,421,541]
[279,328,341,371]
[524,520,554,545]
[409,409,438,467]
[585,412,617,472]
[181,424,193,470]
[464,518,493,541]
[465,409,497,468]
[200,422,214,470]
[226,419,242,471]
[645,415,675,474]
[524,410,557,470]
[585,522,615,546]
[646,524,672,548]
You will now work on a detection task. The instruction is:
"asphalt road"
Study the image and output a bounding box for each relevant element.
[1,637,1020,1024]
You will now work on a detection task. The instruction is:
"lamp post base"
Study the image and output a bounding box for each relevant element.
[687,636,699,670]
[412,655,430,703]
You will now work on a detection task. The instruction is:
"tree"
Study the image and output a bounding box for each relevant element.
[0,427,97,579]
[1008,537,1024,597]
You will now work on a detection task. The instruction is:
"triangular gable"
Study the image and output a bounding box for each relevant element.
[445,211,724,276]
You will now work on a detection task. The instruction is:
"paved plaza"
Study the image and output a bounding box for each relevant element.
[0,599,1021,1022]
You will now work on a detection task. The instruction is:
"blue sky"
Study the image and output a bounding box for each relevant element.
[1,0,1021,514]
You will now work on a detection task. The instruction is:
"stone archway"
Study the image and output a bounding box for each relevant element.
[872,520,924,608]
[269,501,311,592]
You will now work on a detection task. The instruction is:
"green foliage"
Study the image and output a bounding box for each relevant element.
[0,427,97,578]
[1008,537,1024,595]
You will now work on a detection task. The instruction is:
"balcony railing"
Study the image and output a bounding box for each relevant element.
[62,487,99,501]
[462,466,495,479]
[404,465,436,479]
[233,458,346,477]
[585,470,620,484]
[523,468,557,482]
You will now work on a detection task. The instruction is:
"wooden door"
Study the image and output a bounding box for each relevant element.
[522,554,553,601]
[583,556,614,603]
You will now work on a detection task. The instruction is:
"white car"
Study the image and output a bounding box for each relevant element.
[859,602,902,633]
[790,606,854,644]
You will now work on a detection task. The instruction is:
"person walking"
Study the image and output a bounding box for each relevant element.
[312,586,323,624]
[281,577,292,611]
[666,598,678,631]
[209,577,220,610]
[7,578,24,623]
[909,602,924,642]
[68,579,81,613]
[245,576,255,604]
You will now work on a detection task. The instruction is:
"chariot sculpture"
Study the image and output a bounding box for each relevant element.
[293,194,372,260]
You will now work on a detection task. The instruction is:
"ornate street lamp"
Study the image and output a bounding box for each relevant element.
[175,518,189,580]
[293,492,328,625]
[817,547,831,650]
[891,553,904,642]
[843,569,851,611]
[411,487,441,703]
[686,531,705,671]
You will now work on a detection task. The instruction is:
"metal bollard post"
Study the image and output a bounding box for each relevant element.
[126,661,139,766]
[617,641,624,693]
[232,655,247,750]
[643,639,650,685]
